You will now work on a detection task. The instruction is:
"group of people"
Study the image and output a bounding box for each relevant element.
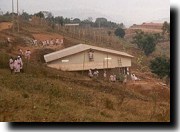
[32,38,64,47]
[88,69,99,78]
[88,69,140,84]
[18,49,31,62]
[88,69,117,82]
[9,56,23,73]
[109,74,117,82]
[9,49,32,74]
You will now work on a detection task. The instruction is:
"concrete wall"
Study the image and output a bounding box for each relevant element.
[47,50,132,71]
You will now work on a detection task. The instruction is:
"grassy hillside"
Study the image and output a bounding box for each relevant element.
[0,51,170,122]
[0,21,170,122]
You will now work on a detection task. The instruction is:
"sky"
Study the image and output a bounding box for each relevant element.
[0,0,170,27]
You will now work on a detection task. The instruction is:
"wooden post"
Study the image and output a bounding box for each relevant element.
[82,51,86,75]
[107,53,108,69]
[12,0,14,33]
[17,0,19,32]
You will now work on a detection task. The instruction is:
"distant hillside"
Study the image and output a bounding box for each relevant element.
[147,17,170,23]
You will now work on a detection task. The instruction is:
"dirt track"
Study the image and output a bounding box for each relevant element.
[0,22,12,31]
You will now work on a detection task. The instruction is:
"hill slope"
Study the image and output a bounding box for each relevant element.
[0,22,170,122]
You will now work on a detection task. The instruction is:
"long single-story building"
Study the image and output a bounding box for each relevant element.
[44,44,134,74]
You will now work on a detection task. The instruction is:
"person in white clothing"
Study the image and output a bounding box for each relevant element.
[93,69,99,77]
[88,69,93,78]
[14,58,20,73]
[109,74,114,82]
[46,40,50,46]
[25,50,31,62]
[60,38,64,45]
[50,39,54,46]
[17,56,23,72]
[55,38,60,45]
[9,57,14,74]
[103,71,107,79]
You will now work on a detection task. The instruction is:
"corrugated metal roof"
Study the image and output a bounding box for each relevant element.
[44,44,134,63]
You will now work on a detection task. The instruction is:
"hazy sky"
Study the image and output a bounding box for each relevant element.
[0,0,170,26]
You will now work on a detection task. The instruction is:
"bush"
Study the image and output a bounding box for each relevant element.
[150,56,170,78]
[116,74,125,82]
[0,52,9,69]
[114,27,125,38]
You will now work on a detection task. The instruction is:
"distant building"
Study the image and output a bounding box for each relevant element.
[44,44,134,74]
[64,23,79,26]
[129,22,163,33]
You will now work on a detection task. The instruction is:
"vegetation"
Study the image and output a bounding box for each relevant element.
[132,31,160,56]
[0,52,170,122]
[162,21,170,35]
[150,56,170,78]
[114,27,125,38]
[0,9,170,122]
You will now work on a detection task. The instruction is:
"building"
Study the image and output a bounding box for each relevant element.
[129,22,163,33]
[64,23,79,26]
[44,44,134,74]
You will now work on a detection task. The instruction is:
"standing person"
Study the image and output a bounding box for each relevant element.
[55,38,59,45]
[7,37,11,44]
[60,38,64,45]
[131,73,135,83]
[50,39,54,46]
[9,57,14,74]
[13,58,20,73]
[123,74,127,84]
[46,40,50,46]
[88,69,93,78]
[17,56,23,73]
[109,74,114,82]
[25,50,31,62]
[113,74,117,82]
[18,49,24,56]
[93,69,99,77]
[103,70,107,79]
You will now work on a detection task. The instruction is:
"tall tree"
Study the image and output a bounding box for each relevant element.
[133,31,160,56]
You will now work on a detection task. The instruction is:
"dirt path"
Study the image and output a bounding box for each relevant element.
[0,22,12,31]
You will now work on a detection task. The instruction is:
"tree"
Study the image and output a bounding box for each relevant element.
[34,11,44,19]
[114,27,125,38]
[162,21,170,35]
[95,17,108,28]
[150,56,170,78]
[54,16,64,26]
[107,31,112,36]
[132,31,160,56]
[21,12,31,21]
[73,18,81,23]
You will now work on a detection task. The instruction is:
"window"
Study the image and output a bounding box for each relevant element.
[88,49,94,61]
[62,60,69,63]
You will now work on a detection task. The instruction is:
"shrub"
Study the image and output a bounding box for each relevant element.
[116,74,125,82]
[150,56,170,78]
[114,27,125,38]
[0,52,9,69]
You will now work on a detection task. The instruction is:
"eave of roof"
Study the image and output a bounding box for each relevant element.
[44,44,134,63]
